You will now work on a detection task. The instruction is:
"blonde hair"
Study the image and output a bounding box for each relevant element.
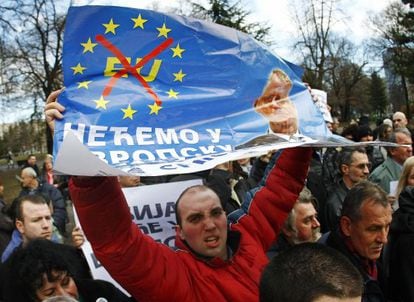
[396,156,414,198]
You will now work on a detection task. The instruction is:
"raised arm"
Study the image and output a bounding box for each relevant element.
[228,147,312,251]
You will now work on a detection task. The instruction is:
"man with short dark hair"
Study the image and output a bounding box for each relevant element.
[321,181,392,302]
[22,154,40,176]
[323,147,370,232]
[1,195,53,262]
[260,243,363,302]
[19,167,67,235]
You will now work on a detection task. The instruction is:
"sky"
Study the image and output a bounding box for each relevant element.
[133,0,396,63]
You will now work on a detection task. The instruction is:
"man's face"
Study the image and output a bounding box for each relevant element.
[255,96,298,125]
[36,271,79,301]
[343,152,370,186]
[16,201,53,243]
[21,171,36,188]
[28,156,37,166]
[291,202,321,244]
[393,113,407,129]
[341,199,392,260]
[254,70,297,134]
[390,133,412,165]
[177,189,228,260]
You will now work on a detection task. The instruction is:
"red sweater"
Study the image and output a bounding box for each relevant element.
[69,147,312,302]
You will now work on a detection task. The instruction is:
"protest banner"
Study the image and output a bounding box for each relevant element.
[74,179,203,296]
[54,0,332,176]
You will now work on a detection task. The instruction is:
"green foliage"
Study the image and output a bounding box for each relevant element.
[369,72,388,117]
[371,2,413,117]
[191,0,272,45]
[0,120,46,158]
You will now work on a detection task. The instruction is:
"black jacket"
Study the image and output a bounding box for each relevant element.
[324,230,386,302]
[322,179,348,233]
[76,278,135,302]
[387,186,414,302]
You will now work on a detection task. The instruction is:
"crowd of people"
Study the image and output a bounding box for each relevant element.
[0,92,413,302]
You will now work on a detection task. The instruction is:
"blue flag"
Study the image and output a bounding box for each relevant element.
[55,3,329,176]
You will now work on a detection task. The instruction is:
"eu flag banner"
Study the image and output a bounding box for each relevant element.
[54,2,330,176]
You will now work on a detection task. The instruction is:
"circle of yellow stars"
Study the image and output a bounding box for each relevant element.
[70,13,187,120]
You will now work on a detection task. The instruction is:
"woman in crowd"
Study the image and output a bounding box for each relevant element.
[1,239,134,302]
[387,156,414,301]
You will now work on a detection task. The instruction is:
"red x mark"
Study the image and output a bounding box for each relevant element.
[96,34,173,106]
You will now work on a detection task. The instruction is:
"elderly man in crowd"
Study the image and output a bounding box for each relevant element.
[392,111,408,130]
[320,181,392,302]
[369,128,412,209]
[267,187,321,258]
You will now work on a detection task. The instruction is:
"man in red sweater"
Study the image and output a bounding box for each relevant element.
[46,90,311,302]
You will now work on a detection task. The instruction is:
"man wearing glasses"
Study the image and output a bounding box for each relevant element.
[369,128,413,210]
[323,147,371,232]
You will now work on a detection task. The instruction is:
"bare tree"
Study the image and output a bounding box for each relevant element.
[0,0,67,153]
[325,37,368,122]
[290,0,340,89]
[370,2,413,118]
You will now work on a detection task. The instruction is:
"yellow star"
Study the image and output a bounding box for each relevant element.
[81,38,98,53]
[167,89,179,99]
[103,18,120,34]
[77,81,92,89]
[71,63,86,75]
[171,43,185,58]
[148,102,162,115]
[94,96,110,109]
[157,23,171,38]
[131,14,147,29]
[173,69,186,82]
[122,104,137,119]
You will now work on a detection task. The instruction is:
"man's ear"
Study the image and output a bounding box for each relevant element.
[281,225,293,239]
[341,164,349,175]
[15,219,24,235]
[175,225,185,240]
[340,216,352,237]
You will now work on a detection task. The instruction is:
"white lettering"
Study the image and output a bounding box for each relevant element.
[154,128,179,144]
[180,148,199,157]
[180,129,199,144]
[206,129,221,143]
[63,123,86,143]
[88,125,108,146]
[110,150,129,164]
[110,127,133,145]
[136,127,155,145]
[132,150,156,162]
[156,149,182,160]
